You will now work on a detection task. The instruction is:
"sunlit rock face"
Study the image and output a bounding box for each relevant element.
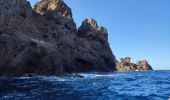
[34,0,72,17]
[116,57,153,71]
[34,0,77,31]
[136,60,153,70]
[78,18,107,35]
[0,0,116,76]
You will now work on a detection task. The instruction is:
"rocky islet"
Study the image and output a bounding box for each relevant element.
[116,57,153,71]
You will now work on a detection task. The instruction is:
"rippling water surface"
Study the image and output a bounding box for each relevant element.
[0,71,170,100]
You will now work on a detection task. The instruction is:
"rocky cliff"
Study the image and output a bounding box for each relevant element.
[116,57,153,71]
[0,0,116,76]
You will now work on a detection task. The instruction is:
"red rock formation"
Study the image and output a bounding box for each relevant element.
[137,60,153,70]
[34,0,72,17]
[116,57,153,71]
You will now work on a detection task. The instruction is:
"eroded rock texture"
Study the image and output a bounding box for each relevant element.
[116,57,153,71]
[0,0,116,76]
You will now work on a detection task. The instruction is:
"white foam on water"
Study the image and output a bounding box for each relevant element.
[19,77,33,79]
[18,73,125,82]
[38,76,66,82]
[78,73,124,79]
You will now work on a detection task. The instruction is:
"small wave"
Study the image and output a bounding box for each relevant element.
[78,73,124,78]
[20,73,124,82]
[38,76,66,82]
[19,77,34,80]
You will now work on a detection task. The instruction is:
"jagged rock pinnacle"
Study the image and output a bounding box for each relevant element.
[78,18,108,45]
[136,60,153,70]
[34,0,72,17]
[78,18,107,34]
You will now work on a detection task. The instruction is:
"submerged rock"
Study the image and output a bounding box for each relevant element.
[116,57,153,71]
[0,0,116,76]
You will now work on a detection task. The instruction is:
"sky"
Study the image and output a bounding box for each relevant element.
[29,0,170,70]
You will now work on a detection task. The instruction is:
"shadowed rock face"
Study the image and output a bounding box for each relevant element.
[0,0,33,34]
[116,57,153,71]
[0,0,116,76]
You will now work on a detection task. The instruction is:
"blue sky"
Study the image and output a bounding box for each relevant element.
[29,0,170,70]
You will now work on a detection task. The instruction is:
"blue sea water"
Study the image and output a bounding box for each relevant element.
[0,71,170,100]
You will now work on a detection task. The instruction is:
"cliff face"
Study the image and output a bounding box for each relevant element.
[116,57,153,71]
[0,0,116,76]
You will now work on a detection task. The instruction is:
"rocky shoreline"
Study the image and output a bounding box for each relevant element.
[0,0,153,76]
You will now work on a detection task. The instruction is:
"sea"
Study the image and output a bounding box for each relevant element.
[0,70,170,100]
